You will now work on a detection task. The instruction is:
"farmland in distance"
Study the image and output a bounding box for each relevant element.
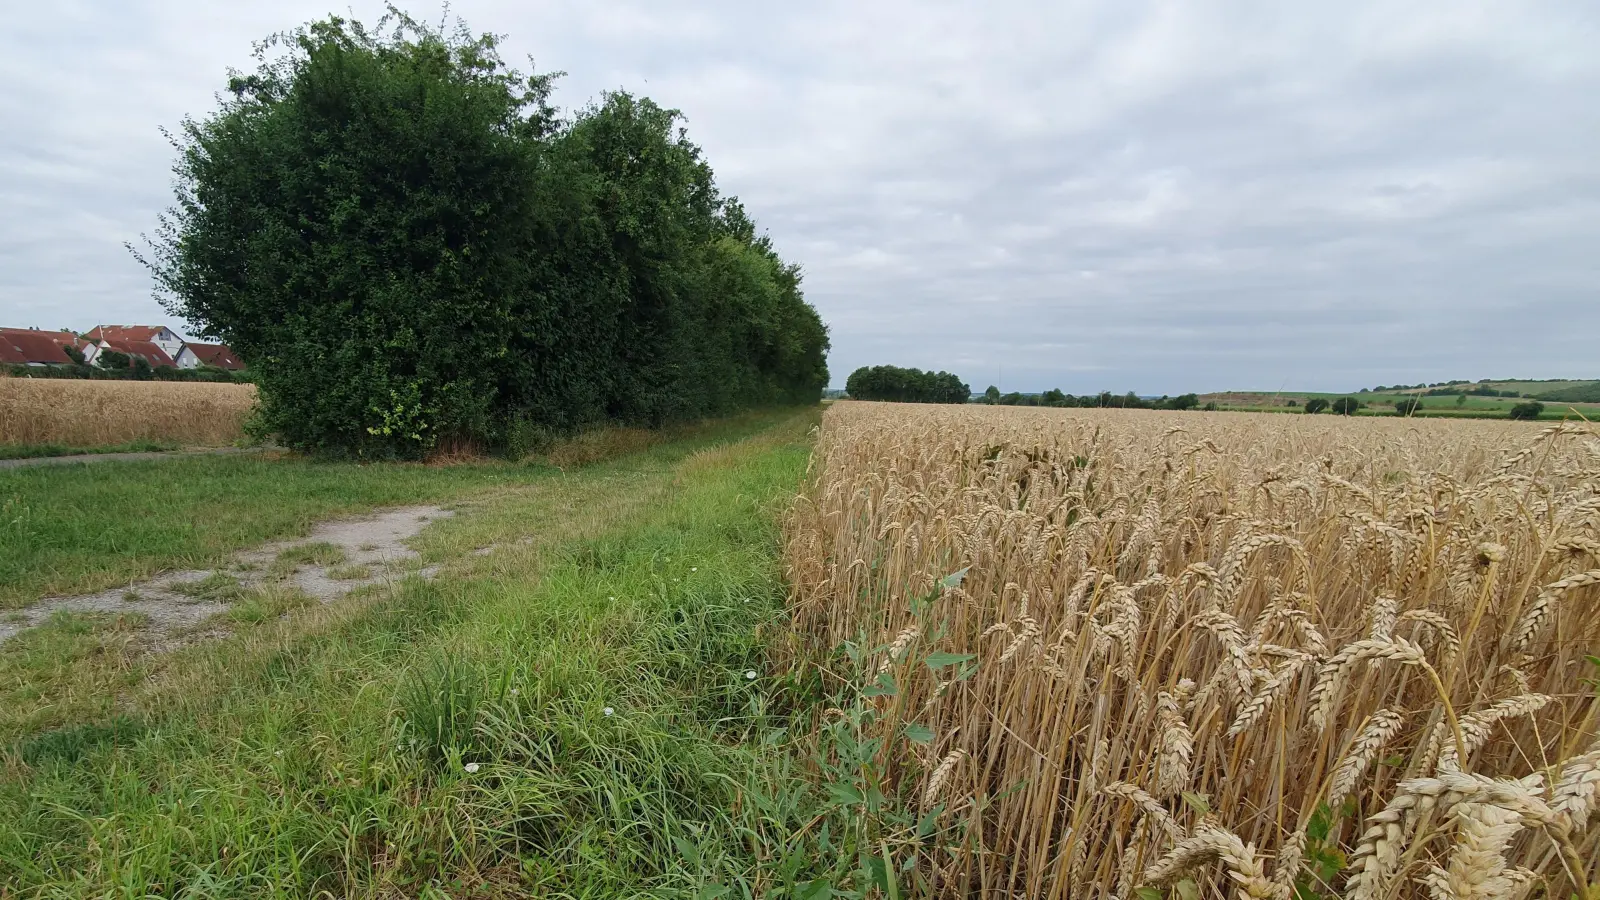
[0,379,256,452]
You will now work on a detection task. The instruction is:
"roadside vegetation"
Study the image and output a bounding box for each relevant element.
[0,412,827,895]
[0,410,794,610]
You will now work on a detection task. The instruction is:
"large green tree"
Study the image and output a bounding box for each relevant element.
[140,11,827,457]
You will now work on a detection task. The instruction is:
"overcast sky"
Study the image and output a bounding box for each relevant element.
[3,2,1596,393]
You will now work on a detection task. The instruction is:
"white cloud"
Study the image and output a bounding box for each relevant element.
[1,0,1596,391]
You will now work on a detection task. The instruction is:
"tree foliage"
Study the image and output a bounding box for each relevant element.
[1508,401,1544,420]
[988,390,1200,410]
[138,11,828,457]
[1303,397,1330,415]
[844,366,970,404]
[1330,397,1362,415]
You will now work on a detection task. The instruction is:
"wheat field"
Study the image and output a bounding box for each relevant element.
[0,377,256,448]
[784,402,1600,900]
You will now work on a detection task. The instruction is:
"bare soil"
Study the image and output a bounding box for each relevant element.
[0,505,451,647]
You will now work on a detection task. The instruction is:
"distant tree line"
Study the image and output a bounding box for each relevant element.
[845,366,970,404]
[979,388,1200,411]
[139,12,828,458]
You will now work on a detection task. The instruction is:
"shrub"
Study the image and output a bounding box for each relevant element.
[1330,397,1361,415]
[504,415,556,460]
[95,349,130,371]
[1394,397,1422,416]
[1303,398,1329,414]
[1508,401,1544,420]
[139,12,828,458]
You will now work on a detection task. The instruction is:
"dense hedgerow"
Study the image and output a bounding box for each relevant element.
[138,11,828,457]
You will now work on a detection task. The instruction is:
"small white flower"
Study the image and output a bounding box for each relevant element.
[603,706,615,717]
[743,598,750,603]
[745,670,758,680]
[274,750,283,757]
[608,596,617,602]
[509,688,519,696]
[464,762,480,774]
[690,567,698,572]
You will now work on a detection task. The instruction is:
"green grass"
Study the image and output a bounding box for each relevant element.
[267,542,348,578]
[0,407,950,897]
[0,409,803,610]
[171,572,247,602]
[0,439,184,460]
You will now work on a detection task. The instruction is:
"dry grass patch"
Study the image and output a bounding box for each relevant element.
[0,378,255,448]
[784,402,1600,899]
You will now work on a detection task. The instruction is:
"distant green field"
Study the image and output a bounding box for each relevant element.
[1201,389,1599,420]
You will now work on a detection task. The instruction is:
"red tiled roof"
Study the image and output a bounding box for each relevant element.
[99,338,176,368]
[86,325,167,342]
[0,328,87,365]
[186,342,245,370]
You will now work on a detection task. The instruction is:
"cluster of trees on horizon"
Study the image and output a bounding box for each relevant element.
[843,365,970,404]
[140,12,828,458]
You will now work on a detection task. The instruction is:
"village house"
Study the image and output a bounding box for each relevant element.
[3,323,245,372]
[86,325,185,360]
[0,327,97,366]
[182,342,246,370]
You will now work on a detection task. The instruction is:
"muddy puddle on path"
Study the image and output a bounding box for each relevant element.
[0,505,453,648]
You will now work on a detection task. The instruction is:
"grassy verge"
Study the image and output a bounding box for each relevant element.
[0,409,800,609]
[1,408,942,897]
[0,440,183,460]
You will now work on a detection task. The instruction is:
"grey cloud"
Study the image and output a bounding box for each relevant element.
[2,1,1595,393]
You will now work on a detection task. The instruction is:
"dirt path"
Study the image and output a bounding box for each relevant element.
[0,505,451,647]
[0,447,264,470]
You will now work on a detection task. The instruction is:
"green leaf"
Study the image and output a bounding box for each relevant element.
[903,723,935,744]
[1174,878,1199,900]
[924,651,975,670]
[940,568,970,589]
[1307,803,1334,843]
[1180,792,1211,815]
[826,782,863,806]
[1134,888,1164,900]
[695,887,730,900]
[794,880,833,900]
[672,835,701,865]
[865,854,889,893]
[863,671,898,698]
